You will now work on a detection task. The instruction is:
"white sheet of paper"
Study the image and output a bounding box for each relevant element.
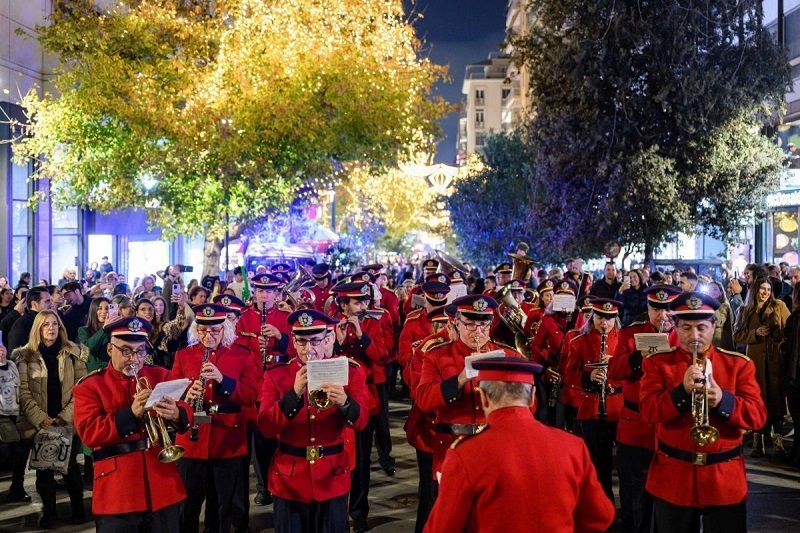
[446,283,468,304]
[465,350,506,379]
[144,378,191,409]
[411,294,426,309]
[307,357,350,391]
[552,294,576,313]
[634,333,671,354]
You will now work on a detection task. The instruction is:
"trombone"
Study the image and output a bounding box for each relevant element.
[690,341,719,446]
[130,362,185,463]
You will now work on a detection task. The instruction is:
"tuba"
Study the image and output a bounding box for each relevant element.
[494,284,533,358]
[508,252,538,284]
[282,268,316,310]
[435,249,470,276]
[690,341,720,445]
[130,362,185,463]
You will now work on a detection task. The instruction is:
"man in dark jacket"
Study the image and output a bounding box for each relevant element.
[590,262,621,299]
[61,281,94,342]
[8,287,53,353]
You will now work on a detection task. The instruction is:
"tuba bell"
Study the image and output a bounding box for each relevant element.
[494,284,533,358]
[435,249,470,277]
[508,252,538,284]
[282,268,317,310]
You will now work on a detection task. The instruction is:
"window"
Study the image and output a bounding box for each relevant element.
[11,161,32,284]
[476,133,487,147]
[475,109,485,127]
[475,89,485,105]
[502,89,512,101]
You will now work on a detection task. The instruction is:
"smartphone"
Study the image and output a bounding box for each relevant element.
[173,283,181,294]
[179,265,194,273]
[108,303,119,315]
[623,275,630,283]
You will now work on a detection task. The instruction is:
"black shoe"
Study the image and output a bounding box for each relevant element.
[381,465,397,477]
[70,510,88,525]
[254,490,272,506]
[8,490,31,503]
[352,517,369,533]
[38,515,57,529]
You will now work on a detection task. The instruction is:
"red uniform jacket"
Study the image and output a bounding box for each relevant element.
[529,312,569,367]
[398,309,432,370]
[73,365,189,515]
[236,304,295,359]
[401,285,424,316]
[608,320,662,449]
[565,328,623,422]
[170,342,259,459]
[404,333,448,454]
[310,282,333,313]
[374,307,397,360]
[425,407,615,533]
[416,339,521,472]
[560,329,583,408]
[379,287,401,328]
[524,307,545,336]
[333,313,387,414]
[640,345,767,507]
[257,358,369,503]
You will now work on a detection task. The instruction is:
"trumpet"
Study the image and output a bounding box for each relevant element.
[690,341,720,446]
[130,362,185,463]
[309,388,333,410]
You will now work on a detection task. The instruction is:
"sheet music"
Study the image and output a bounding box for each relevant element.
[307,357,349,391]
[552,294,576,313]
[465,350,505,379]
[634,333,671,354]
[144,378,191,409]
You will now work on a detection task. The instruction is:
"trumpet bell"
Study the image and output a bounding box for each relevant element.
[690,425,720,445]
[310,389,333,410]
[508,252,538,282]
[158,444,185,463]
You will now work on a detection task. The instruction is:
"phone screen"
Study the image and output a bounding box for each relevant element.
[173,283,181,293]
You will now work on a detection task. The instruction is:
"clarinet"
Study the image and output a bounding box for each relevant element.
[597,328,608,419]
[260,302,268,370]
[189,347,211,442]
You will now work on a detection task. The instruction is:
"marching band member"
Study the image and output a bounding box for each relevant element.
[608,284,680,533]
[172,303,260,533]
[565,298,623,503]
[559,296,594,432]
[416,295,523,477]
[73,317,190,532]
[398,281,451,374]
[641,292,766,532]
[258,309,370,532]
[310,263,334,313]
[425,357,615,533]
[402,259,440,316]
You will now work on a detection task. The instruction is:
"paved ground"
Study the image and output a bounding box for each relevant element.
[0,398,798,532]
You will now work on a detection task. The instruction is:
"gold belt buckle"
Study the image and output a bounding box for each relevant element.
[266,355,275,364]
[693,452,707,466]
[206,404,218,415]
[306,445,322,463]
[474,424,487,434]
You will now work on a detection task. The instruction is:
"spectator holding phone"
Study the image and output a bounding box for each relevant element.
[615,269,648,326]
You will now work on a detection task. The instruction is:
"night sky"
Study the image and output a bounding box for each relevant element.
[405,0,509,164]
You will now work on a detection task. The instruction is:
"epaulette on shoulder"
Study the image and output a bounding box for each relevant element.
[566,328,581,335]
[572,332,587,341]
[450,435,469,449]
[240,331,257,338]
[426,339,454,353]
[347,357,362,368]
[627,320,648,327]
[493,341,518,352]
[404,309,423,323]
[450,424,490,449]
[644,346,677,358]
[76,368,105,385]
[717,348,750,361]
[265,360,292,371]
[421,337,447,353]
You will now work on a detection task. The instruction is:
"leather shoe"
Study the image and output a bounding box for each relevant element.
[8,490,31,503]
[38,515,57,529]
[71,509,88,525]
[254,490,272,506]
[381,465,397,477]
[352,517,369,533]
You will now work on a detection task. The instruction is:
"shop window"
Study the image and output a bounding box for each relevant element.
[772,210,798,264]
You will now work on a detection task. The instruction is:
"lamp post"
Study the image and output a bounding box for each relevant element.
[325,188,336,231]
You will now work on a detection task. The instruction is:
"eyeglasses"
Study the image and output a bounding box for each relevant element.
[293,334,330,347]
[109,342,147,359]
[197,327,223,336]
[458,320,492,332]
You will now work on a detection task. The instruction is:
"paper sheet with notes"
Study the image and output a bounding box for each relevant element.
[465,350,506,379]
[634,333,671,354]
[307,357,350,391]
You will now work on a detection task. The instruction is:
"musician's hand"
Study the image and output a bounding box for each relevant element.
[153,396,180,422]
[706,373,722,408]
[335,319,349,344]
[201,362,223,384]
[185,380,204,403]
[132,388,152,418]
[293,366,308,396]
[39,416,55,429]
[545,367,560,383]
[258,336,268,351]
[590,368,606,384]
[683,364,705,394]
[321,384,347,406]
[348,315,363,338]
[263,323,282,341]
[457,367,470,388]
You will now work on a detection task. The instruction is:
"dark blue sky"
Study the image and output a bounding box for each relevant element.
[405,0,509,163]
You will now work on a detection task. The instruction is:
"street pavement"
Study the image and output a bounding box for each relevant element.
[0,397,798,532]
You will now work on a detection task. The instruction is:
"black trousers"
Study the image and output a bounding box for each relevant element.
[252,429,279,493]
[349,415,376,521]
[617,442,654,533]
[564,405,579,435]
[653,497,746,533]
[374,382,394,469]
[13,436,83,517]
[96,500,182,533]
[178,455,249,533]
[274,494,348,533]
[786,382,800,460]
[414,449,438,533]
[580,419,618,503]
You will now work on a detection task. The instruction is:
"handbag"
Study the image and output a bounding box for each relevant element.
[0,417,19,443]
[29,425,73,474]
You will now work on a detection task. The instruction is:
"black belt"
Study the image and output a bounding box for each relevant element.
[204,403,241,415]
[624,399,639,412]
[93,438,149,461]
[434,423,487,436]
[658,441,742,466]
[279,442,344,462]
[265,354,288,364]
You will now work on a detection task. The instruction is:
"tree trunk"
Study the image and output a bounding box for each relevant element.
[644,241,655,270]
[203,235,223,278]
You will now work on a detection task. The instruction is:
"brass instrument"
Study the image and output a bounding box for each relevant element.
[189,347,212,442]
[508,252,538,283]
[309,388,333,410]
[282,268,316,310]
[690,341,720,446]
[494,284,533,358]
[585,327,609,419]
[130,362,185,463]
[435,249,470,276]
